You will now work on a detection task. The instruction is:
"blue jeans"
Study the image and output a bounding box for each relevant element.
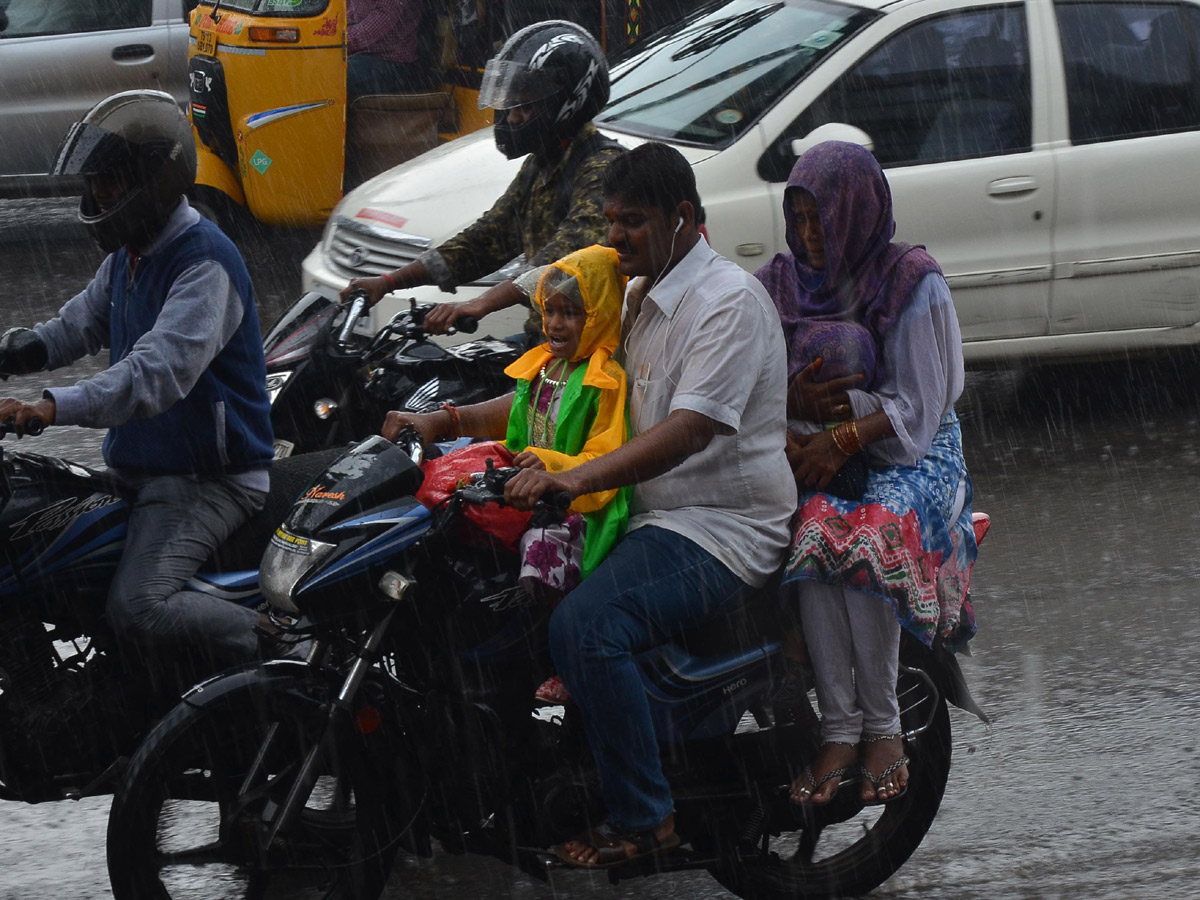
[549,526,753,831]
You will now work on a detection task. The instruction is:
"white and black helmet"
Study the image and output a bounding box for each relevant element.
[51,90,196,253]
[479,20,609,160]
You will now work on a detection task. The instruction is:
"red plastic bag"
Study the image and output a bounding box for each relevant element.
[415,441,532,550]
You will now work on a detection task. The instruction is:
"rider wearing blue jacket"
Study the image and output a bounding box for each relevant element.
[0,91,273,679]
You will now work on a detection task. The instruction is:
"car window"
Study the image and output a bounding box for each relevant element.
[210,0,331,14]
[1055,1,1200,143]
[597,0,877,149]
[0,0,151,37]
[759,4,1032,180]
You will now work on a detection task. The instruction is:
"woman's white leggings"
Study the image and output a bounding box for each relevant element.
[798,580,901,744]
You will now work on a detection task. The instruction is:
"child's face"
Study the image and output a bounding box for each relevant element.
[543,291,586,359]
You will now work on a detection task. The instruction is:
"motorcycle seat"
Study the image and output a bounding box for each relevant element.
[672,571,785,658]
[202,448,346,573]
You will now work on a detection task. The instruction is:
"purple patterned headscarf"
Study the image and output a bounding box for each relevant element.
[754,141,942,385]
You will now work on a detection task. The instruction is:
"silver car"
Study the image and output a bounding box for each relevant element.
[0,0,191,198]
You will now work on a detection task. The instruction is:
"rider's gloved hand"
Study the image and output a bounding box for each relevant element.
[0,327,49,377]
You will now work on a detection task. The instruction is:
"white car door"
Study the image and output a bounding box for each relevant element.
[0,0,188,187]
[1047,0,1200,336]
[755,0,1056,349]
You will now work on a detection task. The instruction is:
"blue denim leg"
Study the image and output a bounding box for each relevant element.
[549,526,752,831]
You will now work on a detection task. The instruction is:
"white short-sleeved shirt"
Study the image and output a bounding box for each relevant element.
[622,238,796,586]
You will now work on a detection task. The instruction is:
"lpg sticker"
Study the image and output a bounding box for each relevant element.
[249,150,273,175]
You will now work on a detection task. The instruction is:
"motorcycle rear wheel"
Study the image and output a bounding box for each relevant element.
[715,694,952,900]
[106,685,399,900]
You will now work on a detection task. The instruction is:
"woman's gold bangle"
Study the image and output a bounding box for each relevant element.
[832,421,863,456]
[831,423,854,456]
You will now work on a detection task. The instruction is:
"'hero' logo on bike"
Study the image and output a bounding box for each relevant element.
[722,677,748,696]
[9,494,120,541]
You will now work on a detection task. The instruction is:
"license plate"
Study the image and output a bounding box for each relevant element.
[197,29,216,56]
[273,439,295,460]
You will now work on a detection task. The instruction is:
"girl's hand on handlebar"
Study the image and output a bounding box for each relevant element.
[340,276,389,308]
[0,396,55,439]
[512,450,546,470]
[788,430,848,492]
[503,468,574,511]
[381,409,444,445]
[787,359,864,423]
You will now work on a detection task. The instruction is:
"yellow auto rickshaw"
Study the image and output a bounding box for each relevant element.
[186,0,668,231]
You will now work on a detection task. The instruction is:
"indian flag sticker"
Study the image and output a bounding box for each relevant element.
[249,150,273,174]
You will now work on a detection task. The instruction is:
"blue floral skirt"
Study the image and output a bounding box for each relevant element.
[782,412,978,650]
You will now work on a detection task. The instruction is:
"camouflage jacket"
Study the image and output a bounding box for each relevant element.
[427,124,623,335]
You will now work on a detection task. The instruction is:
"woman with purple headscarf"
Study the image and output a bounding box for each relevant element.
[754,142,978,806]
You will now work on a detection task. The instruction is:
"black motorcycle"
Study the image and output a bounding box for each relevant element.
[265,290,520,458]
[106,431,988,900]
[0,414,349,805]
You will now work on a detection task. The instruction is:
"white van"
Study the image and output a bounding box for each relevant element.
[302,0,1200,363]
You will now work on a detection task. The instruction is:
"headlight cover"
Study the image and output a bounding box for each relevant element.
[260,527,336,614]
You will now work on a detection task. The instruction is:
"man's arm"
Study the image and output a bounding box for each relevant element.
[47,261,242,428]
[504,409,718,509]
[33,255,117,369]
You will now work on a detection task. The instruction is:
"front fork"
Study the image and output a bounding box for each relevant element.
[250,608,397,850]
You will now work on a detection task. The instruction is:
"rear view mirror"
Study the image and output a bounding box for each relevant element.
[792,123,874,157]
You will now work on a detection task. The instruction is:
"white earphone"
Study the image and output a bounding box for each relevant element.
[674,216,684,234]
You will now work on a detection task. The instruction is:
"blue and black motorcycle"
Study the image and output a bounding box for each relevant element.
[0,425,345,806]
[105,430,988,900]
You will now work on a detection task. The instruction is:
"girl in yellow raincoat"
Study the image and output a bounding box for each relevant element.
[504,244,630,600]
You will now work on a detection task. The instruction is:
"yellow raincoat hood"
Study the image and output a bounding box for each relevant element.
[504,244,627,391]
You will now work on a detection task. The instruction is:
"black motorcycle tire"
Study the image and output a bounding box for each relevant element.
[714,695,952,900]
[107,682,400,900]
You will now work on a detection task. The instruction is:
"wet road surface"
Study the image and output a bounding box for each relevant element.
[1,199,1198,898]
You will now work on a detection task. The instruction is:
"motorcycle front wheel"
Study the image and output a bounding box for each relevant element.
[107,681,400,900]
[715,683,952,900]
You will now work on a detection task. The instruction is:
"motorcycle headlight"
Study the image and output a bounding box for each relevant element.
[261,528,336,614]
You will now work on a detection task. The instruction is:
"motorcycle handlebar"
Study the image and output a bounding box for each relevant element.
[1,416,44,437]
[451,316,479,335]
[334,291,370,350]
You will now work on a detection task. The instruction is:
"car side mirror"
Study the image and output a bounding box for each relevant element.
[791,123,875,157]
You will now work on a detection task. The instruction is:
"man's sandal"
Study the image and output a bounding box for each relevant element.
[553,822,682,870]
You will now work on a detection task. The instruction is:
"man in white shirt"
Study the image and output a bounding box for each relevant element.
[504,142,796,868]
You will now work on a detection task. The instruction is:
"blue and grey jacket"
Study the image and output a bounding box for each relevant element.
[36,200,272,488]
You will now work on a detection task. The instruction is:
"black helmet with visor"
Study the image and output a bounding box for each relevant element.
[479,20,609,161]
[52,90,196,253]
